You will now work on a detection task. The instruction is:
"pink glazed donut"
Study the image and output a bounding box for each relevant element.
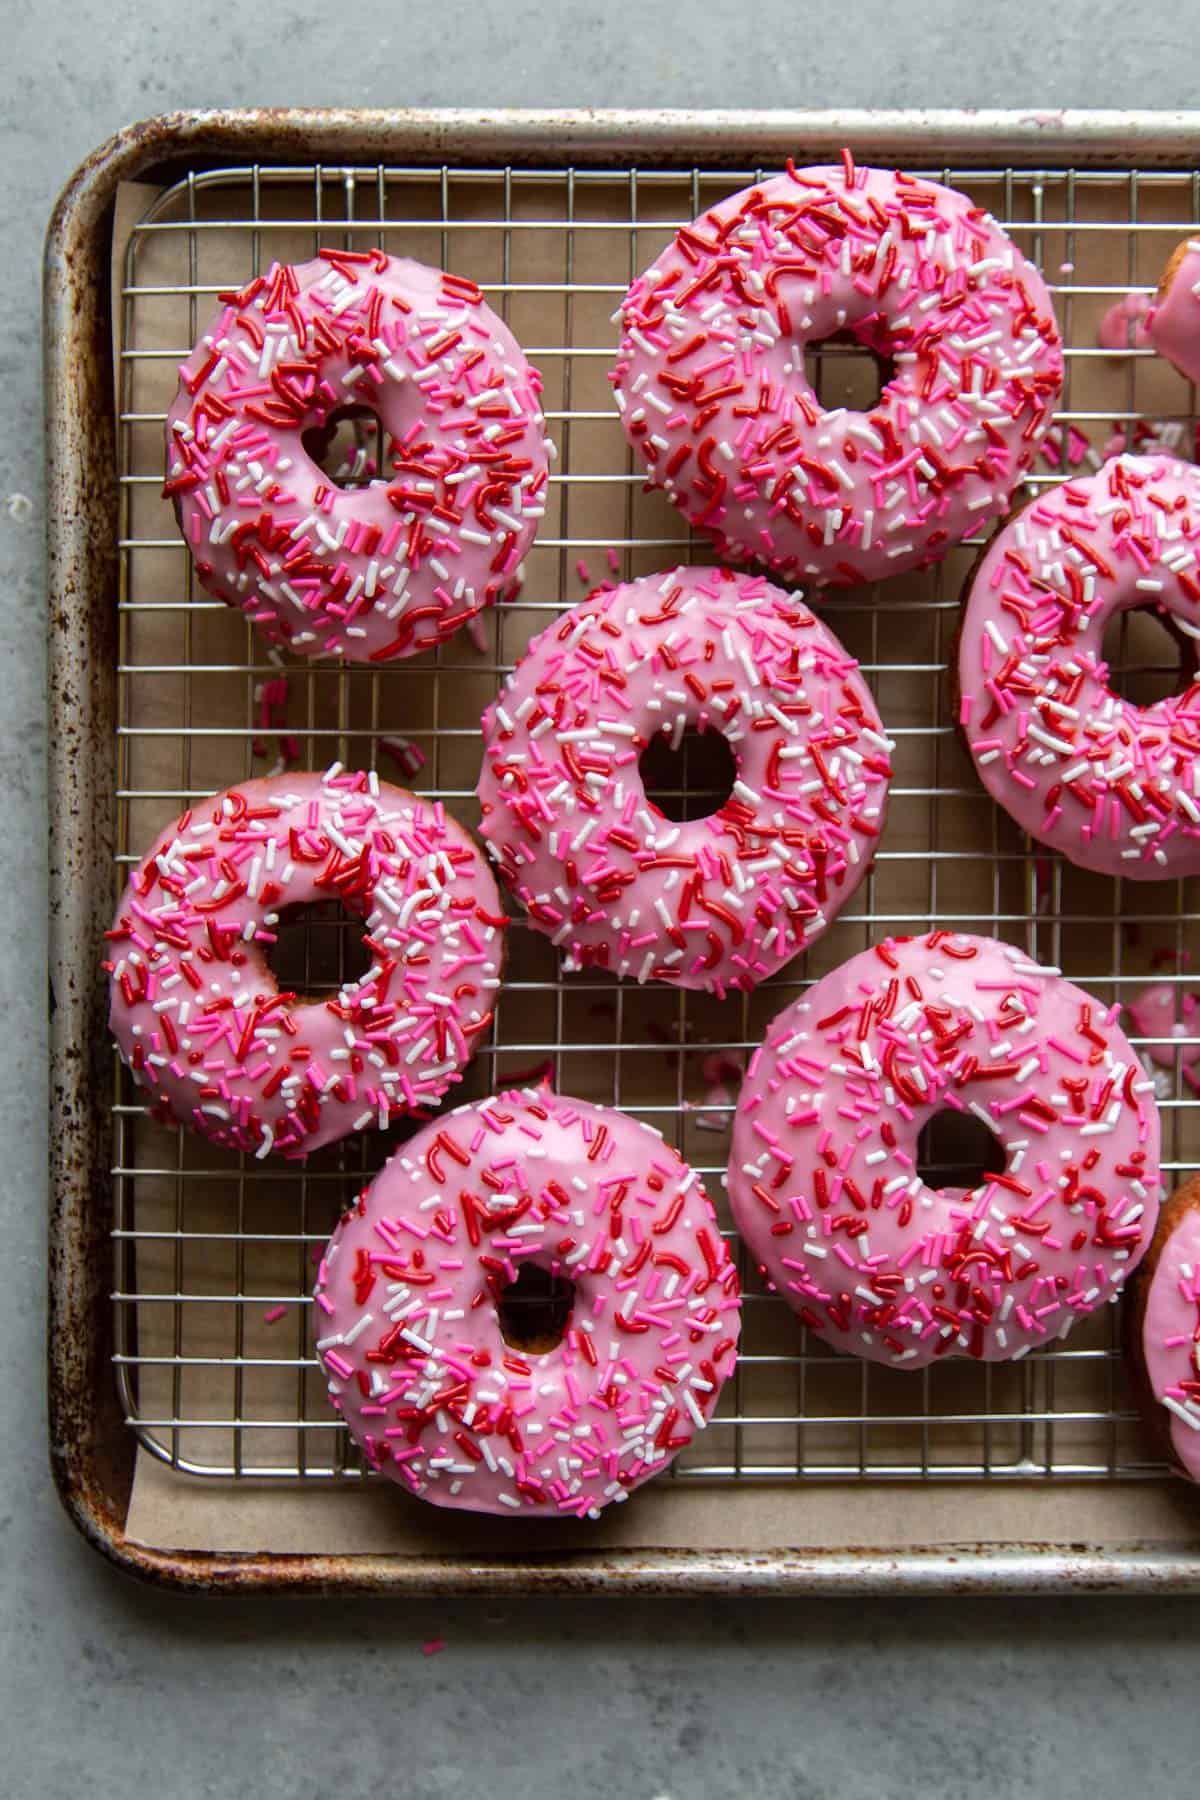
[610,155,1063,588]
[165,251,550,662]
[1148,240,1200,385]
[728,931,1161,1367]
[104,770,506,1159]
[1133,1175,1200,1481]
[313,1089,742,1517]
[958,454,1200,880]
[476,566,892,994]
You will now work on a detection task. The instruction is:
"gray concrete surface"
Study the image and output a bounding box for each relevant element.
[7,5,1200,1794]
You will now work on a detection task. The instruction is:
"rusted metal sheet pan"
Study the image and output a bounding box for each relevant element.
[46,108,1200,1592]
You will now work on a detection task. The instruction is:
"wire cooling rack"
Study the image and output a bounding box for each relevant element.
[113,155,1200,1484]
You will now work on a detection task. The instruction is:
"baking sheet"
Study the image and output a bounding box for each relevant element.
[126,1447,1200,1553]
[110,154,1200,1558]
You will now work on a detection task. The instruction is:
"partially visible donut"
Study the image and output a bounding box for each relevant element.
[313,1088,742,1517]
[611,157,1062,589]
[104,770,506,1158]
[476,566,892,994]
[1130,1173,1200,1480]
[728,931,1161,1368]
[1148,240,1200,385]
[165,252,551,662]
[957,454,1200,880]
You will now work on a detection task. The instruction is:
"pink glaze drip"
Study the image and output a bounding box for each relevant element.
[1097,292,1153,352]
[104,769,505,1159]
[728,931,1161,1368]
[610,159,1062,589]
[959,454,1200,881]
[1141,1204,1200,1481]
[1148,242,1200,386]
[164,252,551,663]
[313,1088,742,1517]
[476,565,892,994]
[1125,981,1200,1070]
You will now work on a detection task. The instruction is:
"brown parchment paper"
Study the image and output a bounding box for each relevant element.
[125,1451,1200,1555]
[109,161,1200,1558]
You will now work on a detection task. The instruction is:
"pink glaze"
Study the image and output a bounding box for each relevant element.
[728,931,1160,1368]
[105,770,505,1159]
[610,157,1062,589]
[959,454,1200,880]
[476,566,892,994]
[313,1089,741,1517]
[1097,292,1153,352]
[165,252,551,662]
[1141,1202,1200,1480]
[1125,981,1200,1070]
[1148,242,1200,386]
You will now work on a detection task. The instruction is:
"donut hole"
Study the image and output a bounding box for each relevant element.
[263,900,371,1002]
[301,405,388,490]
[1101,605,1194,708]
[803,330,896,411]
[916,1110,1006,1194]
[639,726,737,822]
[496,1262,576,1354]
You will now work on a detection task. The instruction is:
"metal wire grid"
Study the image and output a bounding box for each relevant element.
[112,154,1200,1486]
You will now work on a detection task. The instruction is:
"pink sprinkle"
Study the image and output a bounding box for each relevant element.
[379,734,427,777]
[263,1305,288,1325]
[694,1083,733,1132]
